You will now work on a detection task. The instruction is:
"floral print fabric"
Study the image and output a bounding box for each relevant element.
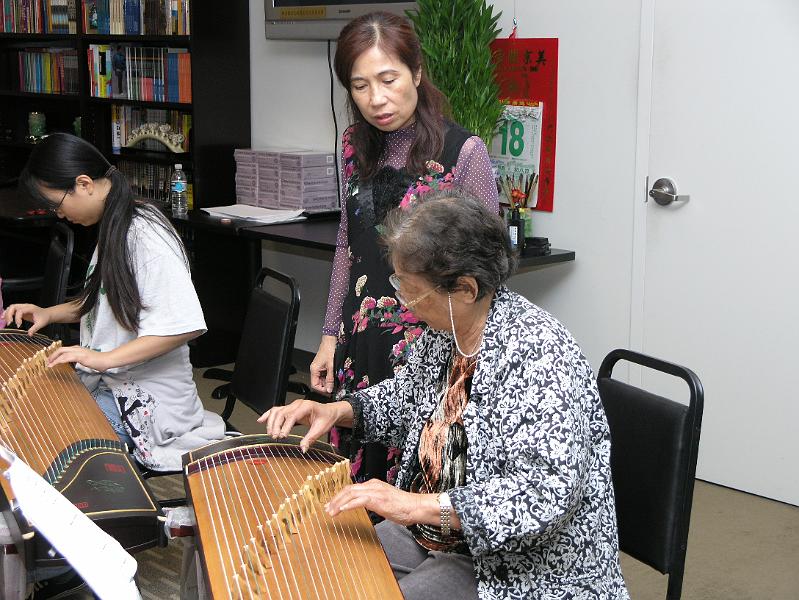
[347,287,630,599]
[331,123,477,483]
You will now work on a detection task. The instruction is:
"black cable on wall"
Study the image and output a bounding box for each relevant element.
[327,40,341,206]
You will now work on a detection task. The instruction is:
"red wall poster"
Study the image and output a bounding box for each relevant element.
[490,38,558,212]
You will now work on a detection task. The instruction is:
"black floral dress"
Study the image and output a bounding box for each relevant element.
[332,122,473,484]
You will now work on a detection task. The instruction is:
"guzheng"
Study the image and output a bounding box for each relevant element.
[184,434,404,600]
[0,330,161,566]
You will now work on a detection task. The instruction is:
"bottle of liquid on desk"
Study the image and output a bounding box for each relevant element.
[508,206,525,254]
[170,164,188,218]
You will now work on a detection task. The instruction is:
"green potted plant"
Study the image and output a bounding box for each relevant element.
[408,0,505,147]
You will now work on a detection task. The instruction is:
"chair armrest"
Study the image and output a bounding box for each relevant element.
[1,275,44,293]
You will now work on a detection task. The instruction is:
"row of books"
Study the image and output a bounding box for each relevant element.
[0,0,188,34]
[110,103,191,153]
[82,0,189,36]
[1,0,77,33]
[87,44,191,103]
[15,47,79,94]
[118,158,193,206]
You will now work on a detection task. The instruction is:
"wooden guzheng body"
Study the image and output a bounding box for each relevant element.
[0,330,161,565]
[184,434,404,599]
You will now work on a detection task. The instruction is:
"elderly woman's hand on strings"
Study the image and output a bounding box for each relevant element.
[258,399,354,453]
[325,479,439,527]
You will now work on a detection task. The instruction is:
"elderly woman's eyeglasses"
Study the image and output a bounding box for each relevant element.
[48,189,69,213]
[389,273,439,308]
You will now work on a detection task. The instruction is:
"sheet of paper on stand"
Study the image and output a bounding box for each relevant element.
[201,204,306,224]
[0,445,141,600]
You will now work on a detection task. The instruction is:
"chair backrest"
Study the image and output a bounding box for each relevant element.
[597,349,703,600]
[230,267,300,415]
[39,222,74,340]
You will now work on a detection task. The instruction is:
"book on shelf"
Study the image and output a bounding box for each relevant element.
[118,159,193,208]
[14,47,79,94]
[81,0,189,36]
[111,102,191,154]
[88,43,190,102]
[1,0,77,34]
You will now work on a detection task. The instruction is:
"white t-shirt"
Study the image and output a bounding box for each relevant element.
[78,210,224,470]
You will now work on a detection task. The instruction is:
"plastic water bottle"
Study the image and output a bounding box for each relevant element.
[170,164,188,217]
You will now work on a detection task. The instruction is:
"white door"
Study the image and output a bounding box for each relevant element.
[632,0,799,504]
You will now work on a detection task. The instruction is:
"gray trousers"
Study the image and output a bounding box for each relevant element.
[375,520,478,600]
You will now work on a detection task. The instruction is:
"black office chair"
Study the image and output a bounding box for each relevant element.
[597,349,704,600]
[203,266,301,429]
[139,267,301,510]
[1,222,74,341]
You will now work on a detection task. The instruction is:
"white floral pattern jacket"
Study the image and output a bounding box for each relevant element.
[347,287,630,599]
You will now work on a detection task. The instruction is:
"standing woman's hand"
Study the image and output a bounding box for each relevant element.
[310,335,337,394]
[3,303,52,336]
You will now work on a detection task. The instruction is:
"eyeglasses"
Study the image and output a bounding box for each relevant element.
[48,188,69,213]
[389,273,439,308]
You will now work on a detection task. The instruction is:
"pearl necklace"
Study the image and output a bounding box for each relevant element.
[448,293,484,358]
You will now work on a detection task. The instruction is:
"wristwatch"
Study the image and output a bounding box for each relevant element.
[438,491,452,537]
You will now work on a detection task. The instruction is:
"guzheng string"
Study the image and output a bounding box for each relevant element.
[0,332,73,476]
[0,331,119,483]
[190,441,392,600]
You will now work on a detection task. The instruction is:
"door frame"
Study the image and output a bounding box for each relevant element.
[628,0,656,386]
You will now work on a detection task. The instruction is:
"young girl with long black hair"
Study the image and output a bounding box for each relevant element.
[3,133,224,473]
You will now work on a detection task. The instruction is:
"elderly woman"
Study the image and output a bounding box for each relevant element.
[260,190,629,600]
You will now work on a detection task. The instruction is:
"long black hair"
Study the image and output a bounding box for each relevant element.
[19,133,186,332]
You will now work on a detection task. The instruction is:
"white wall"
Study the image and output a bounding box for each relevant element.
[249,1,642,369]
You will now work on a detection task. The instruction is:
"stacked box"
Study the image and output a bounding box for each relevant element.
[279,150,338,210]
[233,148,258,206]
[235,147,339,210]
[281,165,337,180]
[279,150,336,169]
[252,148,283,208]
[279,189,339,210]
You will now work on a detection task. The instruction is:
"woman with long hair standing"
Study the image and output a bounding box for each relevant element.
[4,133,225,474]
[310,12,498,486]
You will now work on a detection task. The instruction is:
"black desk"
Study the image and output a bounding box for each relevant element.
[167,210,576,365]
[0,188,56,304]
[0,186,55,228]
[242,218,575,272]
[169,211,263,367]
[241,220,339,251]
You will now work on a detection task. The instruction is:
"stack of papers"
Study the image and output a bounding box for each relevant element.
[202,205,306,225]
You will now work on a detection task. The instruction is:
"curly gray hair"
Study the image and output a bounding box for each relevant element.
[381,188,517,299]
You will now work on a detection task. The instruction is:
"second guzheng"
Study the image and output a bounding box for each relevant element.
[0,330,161,566]
[184,434,404,600]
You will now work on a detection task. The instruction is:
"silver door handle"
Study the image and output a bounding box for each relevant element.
[649,178,690,205]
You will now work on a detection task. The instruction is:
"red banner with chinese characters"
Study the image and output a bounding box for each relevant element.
[491,38,558,212]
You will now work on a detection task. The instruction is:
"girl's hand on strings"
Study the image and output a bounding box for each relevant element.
[47,346,110,372]
[258,399,352,452]
[3,303,51,335]
[325,479,429,527]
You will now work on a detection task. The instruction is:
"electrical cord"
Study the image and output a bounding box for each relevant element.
[327,39,341,206]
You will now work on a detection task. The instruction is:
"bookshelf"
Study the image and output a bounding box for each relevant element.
[0,0,250,209]
[0,0,254,366]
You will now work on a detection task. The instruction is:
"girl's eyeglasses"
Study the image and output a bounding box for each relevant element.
[48,189,69,213]
[389,273,439,308]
